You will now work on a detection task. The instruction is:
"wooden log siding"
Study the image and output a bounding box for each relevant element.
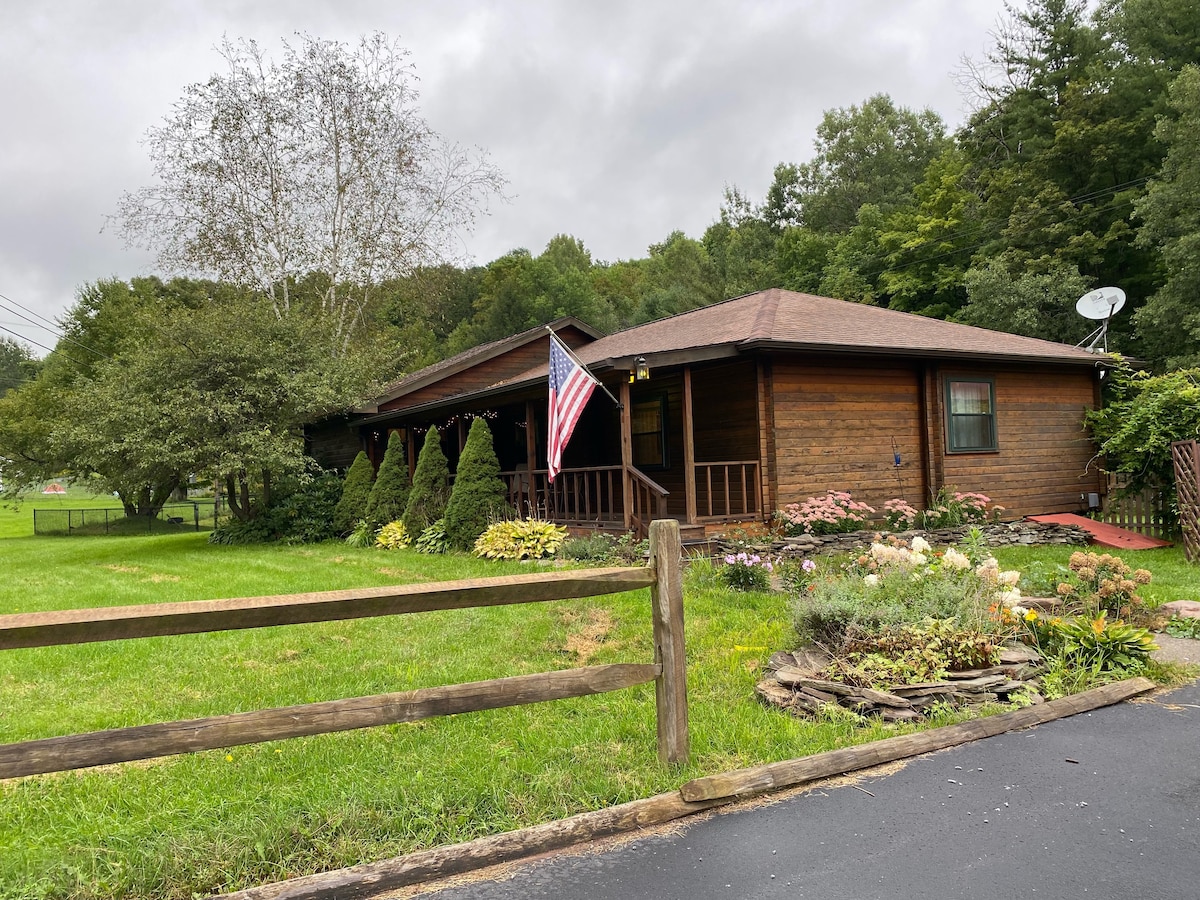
[941,367,1103,519]
[771,362,926,512]
[0,522,689,776]
[378,326,593,413]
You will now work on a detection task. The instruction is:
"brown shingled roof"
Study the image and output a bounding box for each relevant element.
[359,289,1106,421]
[576,288,1102,366]
[360,315,603,411]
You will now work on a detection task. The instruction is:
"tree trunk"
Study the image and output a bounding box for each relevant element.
[225,474,247,522]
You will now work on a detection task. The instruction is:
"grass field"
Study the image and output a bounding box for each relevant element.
[0,496,1195,899]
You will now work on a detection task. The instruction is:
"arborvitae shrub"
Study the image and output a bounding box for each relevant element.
[333,451,375,535]
[402,427,450,537]
[444,417,508,549]
[366,431,411,527]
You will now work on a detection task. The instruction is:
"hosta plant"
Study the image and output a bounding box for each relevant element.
[345,518,378,548]
[474,519,568,561]
[414,519,450,554]
[375,520,412,550]
[1025,610,1157,671]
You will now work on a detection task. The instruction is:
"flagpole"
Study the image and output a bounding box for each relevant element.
[546,326,623,409]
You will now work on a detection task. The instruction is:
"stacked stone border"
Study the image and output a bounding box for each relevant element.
[720,519,1090,558]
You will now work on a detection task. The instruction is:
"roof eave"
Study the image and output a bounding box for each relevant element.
[368,316,605,407]
[736,339,1111,368]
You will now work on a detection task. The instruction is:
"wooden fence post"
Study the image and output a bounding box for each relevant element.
[648,518,688,763]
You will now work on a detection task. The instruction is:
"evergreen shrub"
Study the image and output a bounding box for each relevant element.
[333,451,375,535]
[402,427,450,537]
[366,431,411,527]
[444,417,508,549]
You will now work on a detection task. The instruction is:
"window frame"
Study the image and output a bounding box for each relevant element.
[944,377,998,453]
[630,393,669,470]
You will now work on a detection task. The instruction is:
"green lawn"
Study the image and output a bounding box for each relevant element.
[0,507,1194,899]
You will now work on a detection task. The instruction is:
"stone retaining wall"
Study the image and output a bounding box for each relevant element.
[720,519,1090,558]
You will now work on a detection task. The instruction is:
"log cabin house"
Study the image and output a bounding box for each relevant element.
[308,289,1109,538]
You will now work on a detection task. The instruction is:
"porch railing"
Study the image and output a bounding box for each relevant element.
[695,460,761,520]
[629,467,670,539]
[502,466,624,525]
[499,465,669,539]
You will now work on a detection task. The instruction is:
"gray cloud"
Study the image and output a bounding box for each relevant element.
[0,0,1006,346]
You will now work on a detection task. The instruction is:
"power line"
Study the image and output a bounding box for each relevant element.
[0,294,110,360]
[0,323,91,369]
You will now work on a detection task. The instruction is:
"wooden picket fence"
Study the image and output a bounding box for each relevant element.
[0,520,688,779]
[1172,440,1200,562]
[1096,474,1169,540]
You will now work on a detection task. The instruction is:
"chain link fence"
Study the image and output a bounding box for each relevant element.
[33,502,220,536]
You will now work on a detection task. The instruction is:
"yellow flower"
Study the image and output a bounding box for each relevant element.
[1024,609,1039,622]
[225,754,234,762]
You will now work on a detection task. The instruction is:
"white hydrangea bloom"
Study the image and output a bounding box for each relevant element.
[942,548,971,570]
[998,570,1021,587]
[998,588,1023,607]
[863,573,879,587]
[910,536,931,554]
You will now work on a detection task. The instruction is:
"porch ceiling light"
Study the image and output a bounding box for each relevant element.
[632,356,650,382]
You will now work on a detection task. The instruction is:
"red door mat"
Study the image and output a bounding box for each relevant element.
[1028,513,1172,550]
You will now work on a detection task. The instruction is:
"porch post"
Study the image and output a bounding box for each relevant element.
[682,366,697,524]
[525,401,537,470]
[620,380,633,531]
[921,365,943,504]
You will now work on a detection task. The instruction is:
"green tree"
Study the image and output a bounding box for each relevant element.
[956,258,1092,342]
[0,278,379,518]
[1084,359,1200,527]
[334,451,376,535]
[630,230,723,323]
[878,147,981,318]
[958,0,1165,350]
[403,427,450,536]
[443,417,507,549]
[784,94,948,233]
[1132,65,1200,369]
[0,338,38,397]
[366,431,411,527]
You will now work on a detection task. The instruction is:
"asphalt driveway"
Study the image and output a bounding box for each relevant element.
[422,680,1200,900]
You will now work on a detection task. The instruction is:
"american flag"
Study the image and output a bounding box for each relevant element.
[547,334,598,482]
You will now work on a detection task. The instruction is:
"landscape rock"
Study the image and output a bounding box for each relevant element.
[755,643,1046,722]
[723,519,1090,560]
[1160,600,1200,619]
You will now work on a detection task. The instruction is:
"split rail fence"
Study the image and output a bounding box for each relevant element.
[0,520,688,779]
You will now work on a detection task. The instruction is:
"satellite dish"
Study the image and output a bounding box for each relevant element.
[1074,286,1127,353]
[1076,287,1126,321]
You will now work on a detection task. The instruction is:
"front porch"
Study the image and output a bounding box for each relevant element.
[499,359,767,538]
[360,357,771,540]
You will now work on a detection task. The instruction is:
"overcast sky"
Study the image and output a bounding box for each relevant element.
[0,0,1010,352]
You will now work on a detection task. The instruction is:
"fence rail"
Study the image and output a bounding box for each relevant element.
[0,520,688,778]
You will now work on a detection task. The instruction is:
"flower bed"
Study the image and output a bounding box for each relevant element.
[756,536,1158,722]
